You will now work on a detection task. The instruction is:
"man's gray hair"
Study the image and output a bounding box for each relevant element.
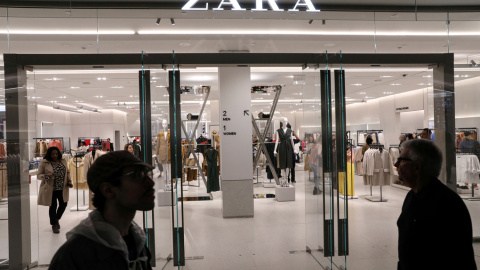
[402,139,443,177]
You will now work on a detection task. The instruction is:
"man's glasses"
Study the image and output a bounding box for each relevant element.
[122,168,153,183]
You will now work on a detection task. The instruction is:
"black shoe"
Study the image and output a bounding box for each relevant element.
[57,222,60,229]
[52,225,60,234]
[292,180,296,183]
[313,187,317,195]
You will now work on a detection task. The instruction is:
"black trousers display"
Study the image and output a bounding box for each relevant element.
[49,190,67,226]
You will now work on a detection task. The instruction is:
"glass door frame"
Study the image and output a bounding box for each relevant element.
[4,52,455,269]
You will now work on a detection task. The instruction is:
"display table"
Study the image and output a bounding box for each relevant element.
[275,185,295,202]
[157,190,175,206]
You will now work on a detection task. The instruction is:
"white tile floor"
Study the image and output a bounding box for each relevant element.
[2,163,480,269]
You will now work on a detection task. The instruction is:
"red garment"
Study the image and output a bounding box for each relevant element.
[49,140,63,151]
[84,139,91,146]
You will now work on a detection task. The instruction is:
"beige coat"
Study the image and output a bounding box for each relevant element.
[156,130,170,163]
[37,159,70,206]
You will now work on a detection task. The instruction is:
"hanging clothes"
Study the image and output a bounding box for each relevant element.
[68,157,87,190]
[49,139,63,151]
[276,128,293,169]
[205,148,220,192]
[339,149,355,196]
[363,148,392,186]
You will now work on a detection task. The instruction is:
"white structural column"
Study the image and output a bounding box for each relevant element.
[219,67,254,218]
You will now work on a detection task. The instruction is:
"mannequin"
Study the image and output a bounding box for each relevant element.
[155,119,171,191]
[274,120,295,186]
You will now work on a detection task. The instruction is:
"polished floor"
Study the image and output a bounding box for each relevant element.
[2,163,480,270]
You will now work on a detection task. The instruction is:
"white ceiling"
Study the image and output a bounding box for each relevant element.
[0,5,479,118]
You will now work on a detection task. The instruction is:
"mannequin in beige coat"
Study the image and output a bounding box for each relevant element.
[37,147,72,234]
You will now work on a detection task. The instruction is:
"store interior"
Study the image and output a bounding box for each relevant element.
[0,61,479,269]
[0,3,480,269]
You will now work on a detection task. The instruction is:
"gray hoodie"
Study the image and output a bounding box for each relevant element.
[49,210,151,270]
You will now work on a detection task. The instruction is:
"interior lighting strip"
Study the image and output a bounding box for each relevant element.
[138,30,480,36]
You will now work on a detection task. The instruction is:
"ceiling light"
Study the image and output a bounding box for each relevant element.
[309,20,313,24]
[70,86,80,89]
[170,18,175,25]
[77,106,101,113]
[454,75,460,78]
[358,92,366,94]
[53,106,82,113]
[111,86,123,88]
[1,30,135,35]
[380,75,393,78]
[390,83,401,86]
[422,75,432,78]
[383,92,394,94]
[351,83,362,86]
[156,18,161,25]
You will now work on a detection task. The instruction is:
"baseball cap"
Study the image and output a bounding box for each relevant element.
[87,150,153,193]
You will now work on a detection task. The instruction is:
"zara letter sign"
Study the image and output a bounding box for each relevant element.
[182,0,320,12]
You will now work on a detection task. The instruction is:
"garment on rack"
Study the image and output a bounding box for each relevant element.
[363,148,392,186]
[377,133,385,145]
[277,128,293,169]
[456,155,480,184]
[339,149,355,196]
[133,142,141,158]
[35,141,49,155]
[49,140,63,151]
[155,130,170,163]
[205,148,220,192]
[0,143,6,158]
[68,157,87,190]
[354,146,364,175]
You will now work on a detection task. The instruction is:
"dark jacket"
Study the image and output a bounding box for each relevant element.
[397,178,476,270]
[49,210,152,270]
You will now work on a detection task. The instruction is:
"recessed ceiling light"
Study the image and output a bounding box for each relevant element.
[390,83,401,86]
[358,92,366,94]
[461,75,469,78]
[323,43,335,47]
[422,75,432,78]
[111,86,123,88]
[70,86,80,89]
[383,92,394,94]
[351,83,362,86]
[380,75,393,78]
[179,43,191,47]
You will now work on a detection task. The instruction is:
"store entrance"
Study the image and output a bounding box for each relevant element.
[4,52,455,269]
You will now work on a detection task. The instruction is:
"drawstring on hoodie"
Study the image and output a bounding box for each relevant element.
[128,255,148,270]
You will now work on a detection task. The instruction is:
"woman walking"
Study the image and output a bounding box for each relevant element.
[37,146,73,234]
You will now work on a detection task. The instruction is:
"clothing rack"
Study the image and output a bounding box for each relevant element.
[77,137,100,148]
[70,152,89,211]
[33,137,66,156]
[364,144,388,202]
[456,152,480,199]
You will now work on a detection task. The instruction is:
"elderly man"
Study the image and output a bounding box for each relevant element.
[49,151,155,270]
[395,139,476,270]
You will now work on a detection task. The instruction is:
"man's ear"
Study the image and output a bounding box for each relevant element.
[98,182,117,199]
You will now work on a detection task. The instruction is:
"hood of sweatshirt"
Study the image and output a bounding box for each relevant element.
[66,209,147,264]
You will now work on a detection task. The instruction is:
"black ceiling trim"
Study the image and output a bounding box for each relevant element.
[0,2,479,13]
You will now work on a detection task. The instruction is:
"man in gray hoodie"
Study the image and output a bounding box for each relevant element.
[49,151,155,270]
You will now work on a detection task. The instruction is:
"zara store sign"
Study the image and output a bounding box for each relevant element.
[182,0,320,12]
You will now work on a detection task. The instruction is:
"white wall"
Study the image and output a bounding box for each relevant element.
[35,105,129,151]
